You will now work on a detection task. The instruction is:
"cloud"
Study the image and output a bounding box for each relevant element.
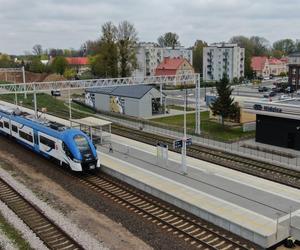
[0,0,299,54]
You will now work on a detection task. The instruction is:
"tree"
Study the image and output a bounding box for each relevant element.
[117,21,138,77]
[90,22,118,78]
[0,54,16,68]
[273,39,295,55]
[210,74,236,126]
[271,49,285,59]
[192,40,207,74]
[64,68,76,80]
[249,36,270,56]
[51,56,68,75]
[229,36,254,79]
[32,44,43,56]
[29,57,44,73]
[157,32,180,48]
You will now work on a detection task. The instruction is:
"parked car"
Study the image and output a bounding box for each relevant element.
[258,86,269,92]
[51,89,61,97]
[279,94,290,100]
[263,91,276,98]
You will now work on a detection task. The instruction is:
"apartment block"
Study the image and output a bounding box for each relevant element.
[203,43,245,82]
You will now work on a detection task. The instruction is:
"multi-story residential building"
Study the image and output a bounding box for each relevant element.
[133,43,193,77]
[203,43,245,82]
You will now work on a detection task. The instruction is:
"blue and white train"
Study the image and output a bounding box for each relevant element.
[0,105,100,171]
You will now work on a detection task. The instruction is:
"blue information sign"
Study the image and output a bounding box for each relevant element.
[173,139,183,149]
[186,137,192,146]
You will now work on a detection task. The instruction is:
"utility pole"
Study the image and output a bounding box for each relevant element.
[195,73,201,134]
[181,83,187,175]
[22,66,27,99]
[33,84,37,118]
[69,88,72,127]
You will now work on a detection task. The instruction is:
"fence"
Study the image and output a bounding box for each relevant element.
[94,113,300,172]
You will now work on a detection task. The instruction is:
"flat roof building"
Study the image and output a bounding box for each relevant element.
[244,98,300,150]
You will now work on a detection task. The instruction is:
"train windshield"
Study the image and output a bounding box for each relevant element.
[74,135,91,153]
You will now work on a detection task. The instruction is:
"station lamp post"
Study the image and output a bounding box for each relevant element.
[181,81,187,175]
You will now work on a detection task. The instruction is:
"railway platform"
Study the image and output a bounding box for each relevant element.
[99,134,300,249]
[1,100,299,248]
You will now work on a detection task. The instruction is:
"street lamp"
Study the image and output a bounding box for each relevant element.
[181,81,187,175]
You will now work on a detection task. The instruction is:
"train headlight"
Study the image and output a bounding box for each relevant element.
[73,158,81,163]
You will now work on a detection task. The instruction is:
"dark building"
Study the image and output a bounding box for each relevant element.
[244,99,300,150]
[288,52,300,90]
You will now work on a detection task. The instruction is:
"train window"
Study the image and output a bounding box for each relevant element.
[12,125,18,133]
[40,136,55,149]
[74,135,91,153]
[0,121,3,128]
[4,121,9,129]
[19,131,33,143]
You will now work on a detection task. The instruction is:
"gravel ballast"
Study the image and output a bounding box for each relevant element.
[0,200,47,250]
[0,167,108,250]
[0,222,19,250]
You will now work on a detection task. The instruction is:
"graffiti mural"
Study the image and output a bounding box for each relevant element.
[110,96,125,114]
[85,92,95,108]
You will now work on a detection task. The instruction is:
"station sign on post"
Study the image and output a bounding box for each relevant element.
[173,138,192,149]
[173,139,183,149]
[186,137,192,146]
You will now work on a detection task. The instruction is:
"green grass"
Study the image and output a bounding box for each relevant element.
[0,81,12,84]
[0,93,95,119]
[0,212,32,249]
[151,111,255,142]
[167,105,195,111]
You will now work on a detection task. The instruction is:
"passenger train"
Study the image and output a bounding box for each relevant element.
[0,105,100,171]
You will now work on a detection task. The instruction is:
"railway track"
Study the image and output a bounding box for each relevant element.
[111,124,300,189]
[69,171,259,250]
[0,177,83,250]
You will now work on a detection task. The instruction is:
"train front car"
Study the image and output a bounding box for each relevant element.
[63,129,100,171]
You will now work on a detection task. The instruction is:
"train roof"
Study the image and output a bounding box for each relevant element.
[0,105,79,139]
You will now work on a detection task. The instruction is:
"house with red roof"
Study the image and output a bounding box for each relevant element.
[65,57,90,75]
[268,57,288,76]
[155,57,194,85]
[251,56,288,78]
[251,56,270,78]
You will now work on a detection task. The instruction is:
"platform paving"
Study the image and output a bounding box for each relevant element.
[98,134,300,248]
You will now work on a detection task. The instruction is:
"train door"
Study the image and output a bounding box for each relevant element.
[34,131,39,151]
[1,117,11,135]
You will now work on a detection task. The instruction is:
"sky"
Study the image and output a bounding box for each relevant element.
[1,0,300,55]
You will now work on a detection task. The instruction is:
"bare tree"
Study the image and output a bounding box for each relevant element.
[32,44,43,55]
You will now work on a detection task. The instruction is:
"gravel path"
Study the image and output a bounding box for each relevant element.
[0,167,108,250]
